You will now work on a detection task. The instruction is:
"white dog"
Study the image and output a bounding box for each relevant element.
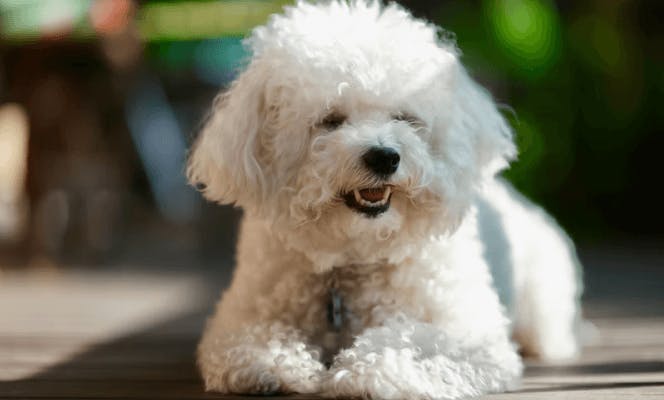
[187,1,582,399]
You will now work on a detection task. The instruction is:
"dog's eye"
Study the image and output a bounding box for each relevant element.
[393,112,423,126]
[319,112,347,130]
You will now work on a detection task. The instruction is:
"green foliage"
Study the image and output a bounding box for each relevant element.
[437,0,661,238]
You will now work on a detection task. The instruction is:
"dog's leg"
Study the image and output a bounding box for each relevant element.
[511,244,581,361]
[481,179,582,361]
[322,232,523,400]
[507,218,582,361]
[322,314,521,400]
[196,218,329,394]
[197,319,324,394]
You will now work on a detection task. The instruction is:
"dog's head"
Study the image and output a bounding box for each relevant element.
[188,1,515,266]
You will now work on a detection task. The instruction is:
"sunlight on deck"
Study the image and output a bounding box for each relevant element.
[0,268,208,381]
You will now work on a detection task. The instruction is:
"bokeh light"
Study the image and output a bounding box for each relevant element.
[138,1,289,41]
[484,0,561,79]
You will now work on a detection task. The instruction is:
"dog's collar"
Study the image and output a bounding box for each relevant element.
[325,269,346,331]
[327,287,344,331]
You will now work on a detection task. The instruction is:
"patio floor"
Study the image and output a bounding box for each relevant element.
[0,244,662,399]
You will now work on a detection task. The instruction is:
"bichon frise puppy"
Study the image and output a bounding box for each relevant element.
[187,1,582,399]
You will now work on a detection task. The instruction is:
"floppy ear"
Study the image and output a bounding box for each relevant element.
[187,61,270,208]
[452,67,517,176]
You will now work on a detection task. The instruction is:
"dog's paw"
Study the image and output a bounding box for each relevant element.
[321,348,459,400]
[320,335,522,400]
[217,366,282,394]
[202,361,323,394]
[199,322,327,394]
[200,350,324,395]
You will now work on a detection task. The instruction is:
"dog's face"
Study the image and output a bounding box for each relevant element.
[188,2,515,265]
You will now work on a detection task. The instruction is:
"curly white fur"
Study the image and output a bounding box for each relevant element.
[187,1,582,399]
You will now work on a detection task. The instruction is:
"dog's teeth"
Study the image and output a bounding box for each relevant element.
[383,186,391,201]
[353,189,363,204]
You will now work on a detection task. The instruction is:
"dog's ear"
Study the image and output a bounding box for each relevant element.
[450,67,517,176]
[187,61,271,209]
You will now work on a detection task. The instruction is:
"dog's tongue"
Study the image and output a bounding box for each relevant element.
[359,187,386,202]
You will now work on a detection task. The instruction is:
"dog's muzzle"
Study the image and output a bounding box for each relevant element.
[341,147,399,217]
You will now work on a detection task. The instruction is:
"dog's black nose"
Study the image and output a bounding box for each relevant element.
[362,146,400,176]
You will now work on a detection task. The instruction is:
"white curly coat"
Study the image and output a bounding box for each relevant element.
[187,2,582,399]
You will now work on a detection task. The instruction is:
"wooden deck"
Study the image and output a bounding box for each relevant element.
[0,245,662,399]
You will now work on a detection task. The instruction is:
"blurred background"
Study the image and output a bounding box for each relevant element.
[0,0,662,271]
[1,2,663,395]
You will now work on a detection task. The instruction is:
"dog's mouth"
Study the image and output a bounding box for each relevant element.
[342,185,393,217]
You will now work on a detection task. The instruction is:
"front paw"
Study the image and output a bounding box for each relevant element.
[202,359,322,394]
[323,347,435,400]
[321,322,522,400]
[323,348,518,400]
[199,341,325,394]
